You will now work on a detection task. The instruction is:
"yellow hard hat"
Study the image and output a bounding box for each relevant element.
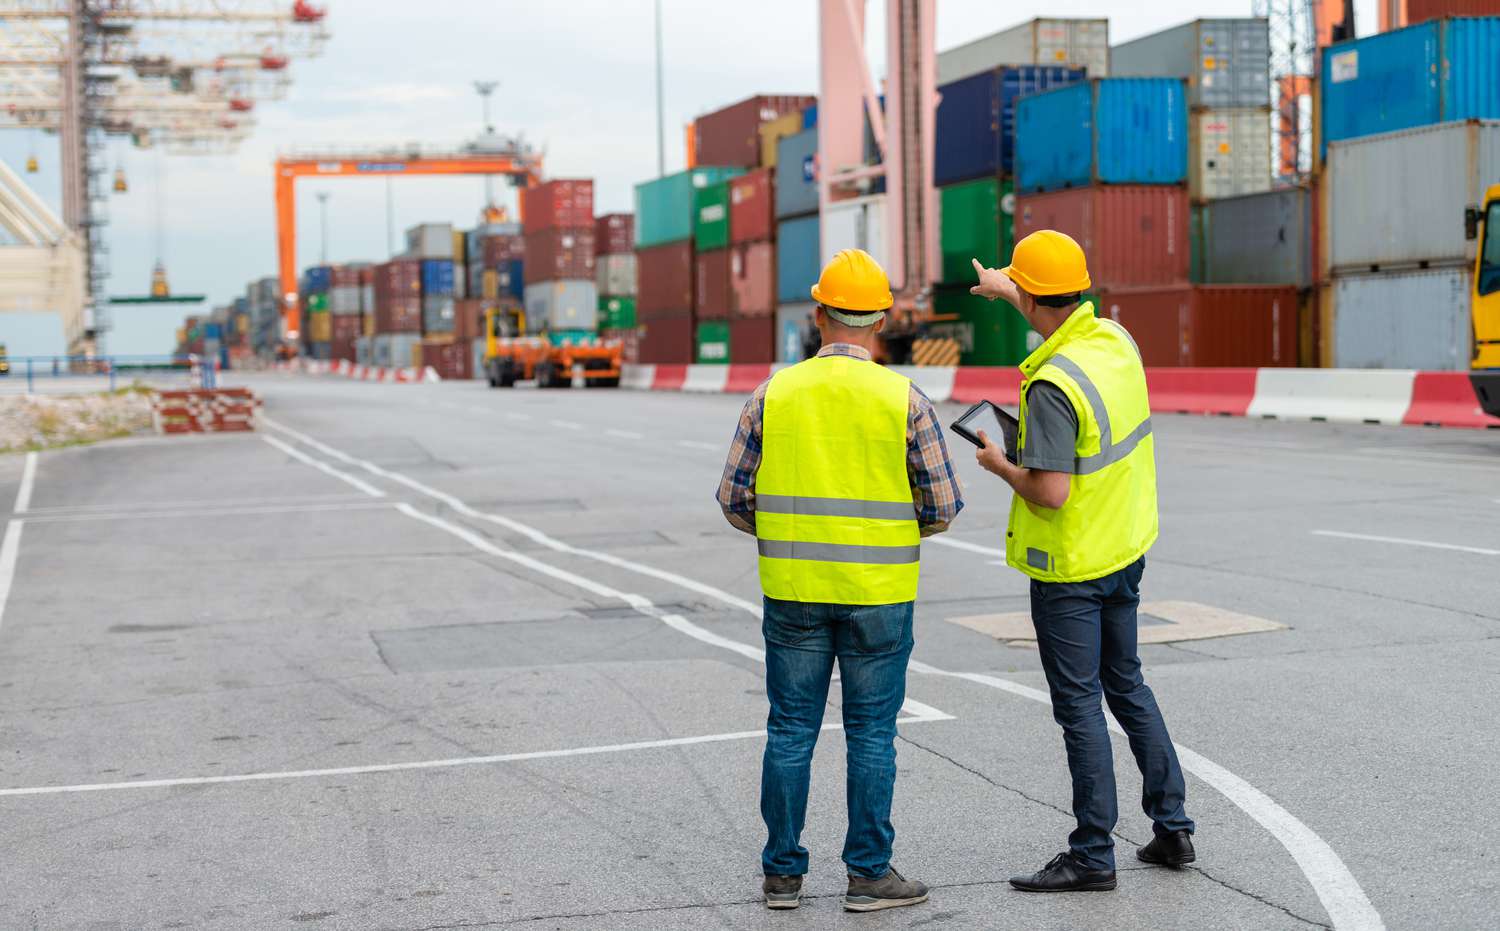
[1003,230,1091,296]
[810,249,894,312]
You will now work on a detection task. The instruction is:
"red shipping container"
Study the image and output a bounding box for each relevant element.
[331,265,361,287]
[596,213,635,255]
[358,266,375,286]
[730,241,775,317]
[522,179,594,233]
[1014,186,1189,289]
[481,234,525,264]
[420,339,471,380]
[375,259,422,300]
[729,169,774,244]
[374,296,421,333]
[330,314,361,361]
[637,313,695,363]
[695,248,732,320]
[523,227,595,283]
[694,95,818,168]
[600,327,641,363]
[1406,1,1500,25]
[637,240,694,314]
[729,316,775,363]
[1094,285,1298,368]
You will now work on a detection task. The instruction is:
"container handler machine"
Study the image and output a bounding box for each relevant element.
[1470,184,1500,419]
[481,306,622,389]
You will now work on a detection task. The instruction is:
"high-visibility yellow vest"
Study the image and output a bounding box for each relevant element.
[1007,305,1158,583]
[757,355,920,605]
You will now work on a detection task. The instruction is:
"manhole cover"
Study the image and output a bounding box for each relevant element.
[946,600,1287,646]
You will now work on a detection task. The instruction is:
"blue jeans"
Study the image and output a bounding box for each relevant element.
[1030,557,1195,870]
[760,597,914,879]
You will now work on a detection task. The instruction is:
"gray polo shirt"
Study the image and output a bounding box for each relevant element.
[1020,382,1079,473]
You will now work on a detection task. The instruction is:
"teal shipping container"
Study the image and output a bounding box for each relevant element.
[1015,78,1189,193]
[1320,17,1500,160]
[634,167,744,249]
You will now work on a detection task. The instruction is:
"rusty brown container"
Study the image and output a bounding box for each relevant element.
[1094,284,1298,367]
[730,241,775,317]
[330,265,361,288]
[729,317,775,363]
[1408,1,1500,23]
[595,213,635,255]
[694,94,818,168]
[695,248,732,320]
[420,338,471,380]
[373,259,422,332]
[374,296,421,334]
[729,169,774,244]
[1014,185,1189,289]
[638,312,695,363]
[523,227,595,283]
[453,298,490,343]
[330,313,361,362]
[636,240,694,314]
[521,179,594,233]
[481,234,525,264]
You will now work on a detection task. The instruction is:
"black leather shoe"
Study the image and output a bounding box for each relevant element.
[1009,852,1117,892]
[1137,830,1196,867]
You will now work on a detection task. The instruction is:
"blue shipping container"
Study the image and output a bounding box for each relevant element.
[420,259,455,296]
[502,259,524,300]
[1320,17,1500,160]
[775,128,819,219]
[1015,78,1188,193]
[302,266,332,293]
[802,103,818,129]
[776,215,821,303]
[935,66,1086,186]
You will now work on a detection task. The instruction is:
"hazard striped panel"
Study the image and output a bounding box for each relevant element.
[910,338,961,367]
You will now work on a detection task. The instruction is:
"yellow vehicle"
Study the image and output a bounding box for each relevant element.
[481,305,622,389]
[1471,184,1500,418]
[0,343,8,376]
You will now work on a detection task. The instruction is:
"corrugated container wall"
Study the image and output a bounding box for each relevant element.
[1201,187,1312,286]
[730,241,775,317]
[1096,285,1297,367]
[1330,268,1472,369]
[729,317,775,363]
[638,315,694,364]
[775,129,819,219]
[938,17,1109,84]
[821,195,887,272]
[1110,18,1270,109]
[1015,78,1188,193]
[776,215,821,303]
[695,320,730,363]
[693,95,818,169]
[1014,186,1189,288]
[636,241,694,315]
[523,281,599,333]
[597,253,636,297]
[1327,120,1500,272]
[405,224,453,259]
[635,167,745,249]
[694,181,732,251]
[759,111,804,168]
[1409,0,1500,23]
[695,250,732,320]
[1190,109,1271,201]
[523,228,596,283]
[940,177,1015,284]
[729,170,774,244]
[595,213,634,256]
[935,66,1086,185]
[521,180,594,234]
[1320,17,1500,158]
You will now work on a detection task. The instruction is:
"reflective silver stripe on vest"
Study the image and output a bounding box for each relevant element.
[758,539,920,565]
[1046,353,1152,475]
[757,494,917,521]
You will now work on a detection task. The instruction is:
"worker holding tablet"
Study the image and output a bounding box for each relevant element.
[968,231,1196,893]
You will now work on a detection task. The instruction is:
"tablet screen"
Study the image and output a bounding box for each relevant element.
[950,400,1019,460]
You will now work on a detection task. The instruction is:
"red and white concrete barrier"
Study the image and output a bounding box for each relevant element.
[620,364,1499,430]
[277,358,441,384]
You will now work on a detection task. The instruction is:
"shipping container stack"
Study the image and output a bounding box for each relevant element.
[301,264,332,360]
[325,265,362,363]
[246,276,281,357]
[773,109,820,364]
[370,252,422,371]
[462,222,525,376]
[402,222,466,378]
[595,213,638,362]
[1316,17,1500,371]
[522,179,598,349]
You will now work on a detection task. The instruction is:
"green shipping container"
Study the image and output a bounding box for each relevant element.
[940,176,1014,285]
[1189,204,1206,284]
[305,292,329,313]
[694,181,732,251]
[928,286,1035,366]
[599,295,637,330]
[635,167,744,249]
[695,320,730,364]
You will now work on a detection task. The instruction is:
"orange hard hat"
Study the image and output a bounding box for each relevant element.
[1003,230,1091,296]
[810,249,893,313]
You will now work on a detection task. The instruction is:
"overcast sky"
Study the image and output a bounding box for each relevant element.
[1,0,1378,328]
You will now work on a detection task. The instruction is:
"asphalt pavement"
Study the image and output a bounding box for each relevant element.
[2,372,1497,930]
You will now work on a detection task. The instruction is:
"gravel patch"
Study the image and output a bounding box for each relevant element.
[0,388,154,454]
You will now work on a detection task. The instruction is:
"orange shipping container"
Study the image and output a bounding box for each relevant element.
[730,241,775,317]
[1014,185,1189,289]
[1095,285,1298,368]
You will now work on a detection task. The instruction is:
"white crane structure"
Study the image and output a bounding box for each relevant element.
[0,0,327,350]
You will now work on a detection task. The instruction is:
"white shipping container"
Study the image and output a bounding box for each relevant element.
[1190,109,1272,201]
[1331,267,1472,371]
[597,253,637,297]
[372,332,421,369]
[360,284,375,313]
[821,195,887,276]
[1328,120,1500,273]
[938,17,1109,84]
[523,280,598,333]
[1111,18,1270,110]
[329,286,361,315]
[404,222,454,260]
[776,303,817,363]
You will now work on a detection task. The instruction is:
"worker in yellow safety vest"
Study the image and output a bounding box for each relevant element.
[716,249,963,913]
[970,231,1196,893]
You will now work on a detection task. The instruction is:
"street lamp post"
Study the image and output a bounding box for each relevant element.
[474,80,499,212]
[654,0,664,178]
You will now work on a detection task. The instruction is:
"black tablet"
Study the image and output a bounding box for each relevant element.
[950,400,1019,461]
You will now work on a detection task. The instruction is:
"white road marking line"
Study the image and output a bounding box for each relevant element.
[605,429,644,440]
[505,412,531,421]
[0,519,23,633]
[21,494,370,516]
[261,434,386,499]
[1312,529,1499,557]
[927,535,1005,558]
[13,451,37,513]
[676,440,719,451]
[263,417,1382,931]
[551,420,583,430]
[21,501,395,524]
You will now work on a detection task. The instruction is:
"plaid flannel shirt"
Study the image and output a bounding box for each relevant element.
[715,343,964,537]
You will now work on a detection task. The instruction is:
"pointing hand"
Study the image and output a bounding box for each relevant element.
[970,258,1021,306]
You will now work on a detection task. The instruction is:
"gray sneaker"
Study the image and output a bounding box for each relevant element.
[843,866,930,912]
[763,874,803,909]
